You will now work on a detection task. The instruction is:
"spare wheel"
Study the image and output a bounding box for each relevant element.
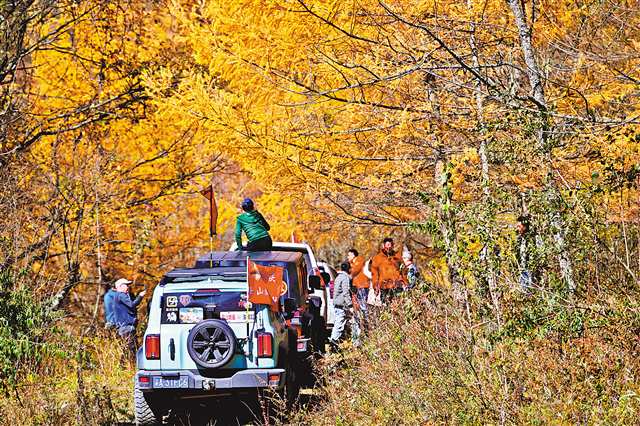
[187,319,236,369]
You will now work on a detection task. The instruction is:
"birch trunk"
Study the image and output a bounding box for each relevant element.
[506,0,576,293]
[468,0,502,327]
[436,158,469,316]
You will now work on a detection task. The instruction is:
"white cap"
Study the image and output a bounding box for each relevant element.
[114,278,132,287]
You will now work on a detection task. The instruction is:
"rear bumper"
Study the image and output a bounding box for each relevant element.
[136,369,286,391]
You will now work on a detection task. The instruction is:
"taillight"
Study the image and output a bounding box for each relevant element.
[145,334,160,360]
[257,332,273,358]
[268,373,281,387]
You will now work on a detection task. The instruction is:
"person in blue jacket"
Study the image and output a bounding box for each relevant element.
[103,281,118,329]
[113,278,146,355]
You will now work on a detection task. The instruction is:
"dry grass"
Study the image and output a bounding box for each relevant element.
[0,330,135,425]
[293,284,640,425]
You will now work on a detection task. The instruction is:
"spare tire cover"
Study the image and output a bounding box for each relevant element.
[187,319,236,369]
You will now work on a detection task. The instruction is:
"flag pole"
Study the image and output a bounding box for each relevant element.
[246,256,250,337]
[209,235,213,268]
[199,184,217,269]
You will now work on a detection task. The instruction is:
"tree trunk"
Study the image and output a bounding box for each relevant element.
[506,0,576,293]
[467,0,502,326]
[49,262,80,312]
[436,158,469,315]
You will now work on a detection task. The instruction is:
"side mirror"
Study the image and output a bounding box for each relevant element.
[308,275,322,290]
[283,297,297,314]
[320,272,331,286]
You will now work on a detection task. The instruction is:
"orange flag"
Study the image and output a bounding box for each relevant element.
[199,184,218,236]
[247,260,286,312]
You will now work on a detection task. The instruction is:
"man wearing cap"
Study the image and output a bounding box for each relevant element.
[103,281,118,329]
[234,198,273,251]
[113,278,146,356]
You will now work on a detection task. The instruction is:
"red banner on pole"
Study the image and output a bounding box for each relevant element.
[199,184,218,236]
[247,260,285,312]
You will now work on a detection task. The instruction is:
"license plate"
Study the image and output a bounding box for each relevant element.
[152,377,189,388]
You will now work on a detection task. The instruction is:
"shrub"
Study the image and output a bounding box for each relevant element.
[298,283,640,425]
[0,269,66,392]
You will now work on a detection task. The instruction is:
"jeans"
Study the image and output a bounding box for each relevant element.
[355,288,369,317]
[117,324,137,356]
[330,307,347,342]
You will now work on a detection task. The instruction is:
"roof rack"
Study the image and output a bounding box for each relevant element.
[159,267,246,286]
[194,251,302,268]
[159,251,304,286]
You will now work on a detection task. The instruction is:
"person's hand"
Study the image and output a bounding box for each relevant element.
[139,290,147,297]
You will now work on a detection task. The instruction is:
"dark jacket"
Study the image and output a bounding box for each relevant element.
[113,292,143,327]
[333,271,352,309]
[235,210,270,249]
[103,289,117,325]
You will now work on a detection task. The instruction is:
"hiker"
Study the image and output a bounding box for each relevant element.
[113,278,146,356]
[103,281,118,329]
[329,262,352,347]
[402,252,419,290]
[234,198,273,251]
[348,248,369,321]
[370,237,405,304]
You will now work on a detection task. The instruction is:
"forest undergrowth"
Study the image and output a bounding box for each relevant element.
[294,274,640,425]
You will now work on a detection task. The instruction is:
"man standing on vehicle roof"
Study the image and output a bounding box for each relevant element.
[113,278,146,357]
[234,198,273,251]
[329,262,352,348]
[370,237,405,304]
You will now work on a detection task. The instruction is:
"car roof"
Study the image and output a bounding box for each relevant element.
[159,266,247,286]
[270,242,311,248]
[159,251,305,286]
[267,242,318,268]
[194,250,303,268]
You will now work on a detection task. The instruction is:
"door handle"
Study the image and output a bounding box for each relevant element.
[169,338,175,361]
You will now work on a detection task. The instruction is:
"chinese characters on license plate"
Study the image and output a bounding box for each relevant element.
[153,377,189,388]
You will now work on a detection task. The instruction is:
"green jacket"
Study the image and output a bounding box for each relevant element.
[235,211,270,249]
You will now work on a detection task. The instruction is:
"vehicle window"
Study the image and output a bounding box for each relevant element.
[298,262,308,300]
[303,254,313,270]
[161,291,248,324]
[285,264,301,302]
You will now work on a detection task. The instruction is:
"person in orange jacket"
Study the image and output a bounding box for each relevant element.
[348,248,370,321]
[370,237,405,304]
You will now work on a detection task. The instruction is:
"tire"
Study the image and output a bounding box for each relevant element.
[282,330,300,406]
[187,319,237,369]
[134,381,166,425]
[284,357,300,406]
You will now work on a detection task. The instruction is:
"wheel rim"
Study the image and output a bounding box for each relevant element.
[191,325,232,364]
